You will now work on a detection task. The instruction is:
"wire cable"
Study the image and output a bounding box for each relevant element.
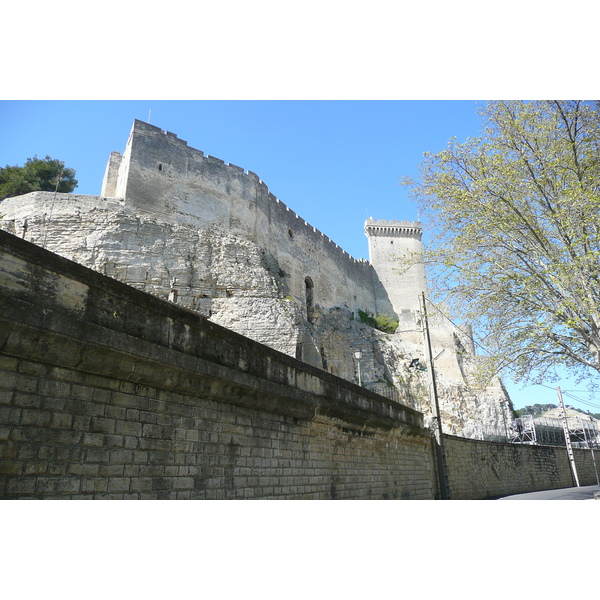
[562,391,600,410]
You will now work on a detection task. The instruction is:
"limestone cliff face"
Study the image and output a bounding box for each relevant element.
[0,193,303,357]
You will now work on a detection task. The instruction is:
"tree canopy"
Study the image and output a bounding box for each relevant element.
[0,155,78,201]
[515,404,558,417]
[403,100,600,386]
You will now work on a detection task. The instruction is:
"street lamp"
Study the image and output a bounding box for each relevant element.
[354,350,362,386]
[499,399,509,441]
[168,277,178,303]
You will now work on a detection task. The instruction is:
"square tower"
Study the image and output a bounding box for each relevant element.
[364,219,428,323]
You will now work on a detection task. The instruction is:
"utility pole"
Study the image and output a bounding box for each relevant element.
[42,168,62,249]
[557,387,580,487]
[420,292,450,500]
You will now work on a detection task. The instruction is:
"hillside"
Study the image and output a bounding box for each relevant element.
[517,403,600,421]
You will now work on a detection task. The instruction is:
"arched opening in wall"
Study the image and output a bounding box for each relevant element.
[305,277,314,323]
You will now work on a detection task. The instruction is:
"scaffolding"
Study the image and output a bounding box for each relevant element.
[508,415,537,444]
[508,415,599,448]
[569,418,600,449]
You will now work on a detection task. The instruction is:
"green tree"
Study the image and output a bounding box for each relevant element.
[516,404,558,417]
[403,101,600,385]
[0,155,77,200]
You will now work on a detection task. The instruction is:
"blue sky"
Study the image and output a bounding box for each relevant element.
[2,99,600,414]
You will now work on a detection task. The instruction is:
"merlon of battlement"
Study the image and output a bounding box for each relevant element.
[132,119,189,148]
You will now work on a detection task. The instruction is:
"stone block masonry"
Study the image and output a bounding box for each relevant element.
[2,117,597,499]
[0,230,436,499]
[443,434,600,499]
[2,226,597,499]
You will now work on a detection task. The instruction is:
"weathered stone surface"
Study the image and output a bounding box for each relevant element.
[443,434,599,499]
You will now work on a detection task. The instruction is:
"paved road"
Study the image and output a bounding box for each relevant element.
[498,484,600,500]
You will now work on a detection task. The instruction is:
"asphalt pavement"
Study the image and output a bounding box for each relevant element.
[498,484,600,500]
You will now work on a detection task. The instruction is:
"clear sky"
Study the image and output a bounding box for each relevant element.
[3,99,600,414]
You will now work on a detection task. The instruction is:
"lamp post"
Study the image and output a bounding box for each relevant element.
[500,399,509,441]
[168,277,178,303]
[354,350,362,386]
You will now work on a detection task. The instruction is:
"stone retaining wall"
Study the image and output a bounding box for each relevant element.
[444,434,599,499]
[0,230,435,499]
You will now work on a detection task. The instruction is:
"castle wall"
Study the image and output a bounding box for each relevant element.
[112,120,394,318]
[100,152,122,198]
[0,120,512,439]
[0,192,128,243]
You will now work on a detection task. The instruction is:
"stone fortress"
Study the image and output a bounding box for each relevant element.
[0,119,511,438]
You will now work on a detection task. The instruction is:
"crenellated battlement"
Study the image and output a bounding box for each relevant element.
[133,120,192,151]
[364,218,427,317]
[364,219,422,239]
[122,120,370,267]
[95,119,387,317]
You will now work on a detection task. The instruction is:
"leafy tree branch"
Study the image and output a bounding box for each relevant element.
[403,100,600,386]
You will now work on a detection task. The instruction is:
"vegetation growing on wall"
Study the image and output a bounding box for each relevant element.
[357,309,399,333]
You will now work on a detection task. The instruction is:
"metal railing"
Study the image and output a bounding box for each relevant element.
[366,381,421,411]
